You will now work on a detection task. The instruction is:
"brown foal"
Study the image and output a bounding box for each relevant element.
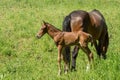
[36,21,93,75]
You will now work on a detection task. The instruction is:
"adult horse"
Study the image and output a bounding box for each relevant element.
[62,9,109,71]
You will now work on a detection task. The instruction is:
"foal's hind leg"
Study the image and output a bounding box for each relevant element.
[81,46,93,71]
[71,46,79,71]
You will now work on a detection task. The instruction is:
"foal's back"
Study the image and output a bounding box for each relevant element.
[63,31,92,47]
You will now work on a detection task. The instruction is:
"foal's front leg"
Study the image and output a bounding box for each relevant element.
[57,45,63,75]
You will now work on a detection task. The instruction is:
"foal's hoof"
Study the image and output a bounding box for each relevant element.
[58,71,62,76]
[64,70,68,74]
[64,71,68,74]
[86,64,90,72]
[58,73,61,76]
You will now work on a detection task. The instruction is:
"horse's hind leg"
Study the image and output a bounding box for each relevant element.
[65,47,71,68]
[71,46,79,71]
[62,51,70,74]
[63,47,71,72]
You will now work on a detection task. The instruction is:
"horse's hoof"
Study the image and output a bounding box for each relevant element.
[102,55,107,59]
[71,66,77,72]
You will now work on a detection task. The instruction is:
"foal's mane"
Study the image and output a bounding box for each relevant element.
[44,21,62,32]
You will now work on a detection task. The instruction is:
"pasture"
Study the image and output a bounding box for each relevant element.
[0,0,120,80]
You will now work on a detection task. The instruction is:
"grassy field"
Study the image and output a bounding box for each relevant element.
[0,0,120,80]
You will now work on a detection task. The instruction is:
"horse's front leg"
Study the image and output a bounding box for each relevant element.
[81,46,93,71]
[57,45,63,75]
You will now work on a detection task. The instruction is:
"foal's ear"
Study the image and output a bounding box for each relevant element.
[42,20,47,24]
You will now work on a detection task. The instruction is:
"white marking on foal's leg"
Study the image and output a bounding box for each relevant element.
[64,62,69,74]
[64,70,68,74]
[58,70,62,76]
[86,63,90,72]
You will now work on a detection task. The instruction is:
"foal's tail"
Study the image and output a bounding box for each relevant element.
[62,15,71,32]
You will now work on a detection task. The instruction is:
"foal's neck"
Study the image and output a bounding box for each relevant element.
[47,25,62,39]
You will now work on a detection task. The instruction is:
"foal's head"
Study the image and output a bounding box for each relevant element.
[36,21,48,39]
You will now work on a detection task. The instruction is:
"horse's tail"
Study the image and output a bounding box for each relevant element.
[62,15,71,32]
[62,15,71,67]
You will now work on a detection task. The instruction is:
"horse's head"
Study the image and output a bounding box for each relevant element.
[36,21,48,39]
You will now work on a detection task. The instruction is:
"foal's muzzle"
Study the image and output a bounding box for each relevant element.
[36,35,41,39]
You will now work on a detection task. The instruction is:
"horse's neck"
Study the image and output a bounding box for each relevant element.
[47,26,61,39]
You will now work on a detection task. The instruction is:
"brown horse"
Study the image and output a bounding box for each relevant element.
[36,21,94,75]
[62,9,109,71]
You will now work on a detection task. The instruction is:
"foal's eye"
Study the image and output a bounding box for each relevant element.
[41,28,44,30]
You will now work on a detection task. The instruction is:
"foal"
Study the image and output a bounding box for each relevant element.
[36,21,93,75]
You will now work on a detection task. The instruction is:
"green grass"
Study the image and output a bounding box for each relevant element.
[0,0,120,80]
